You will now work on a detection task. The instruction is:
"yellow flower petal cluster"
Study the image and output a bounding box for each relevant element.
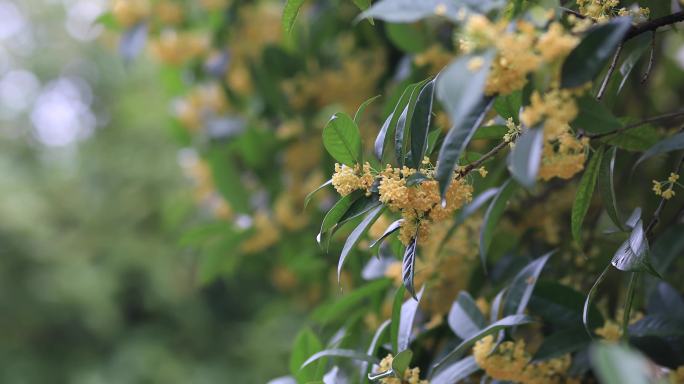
[653,172,680,200]
[594,320,622,341]
[375,354,428,384]
[576,0,649,23]
[112,0,150,28]
[461,17,579,96]
[520,89,589,181]
[473,335,574,384]
[150,30,210,66]
[331,163,374,196]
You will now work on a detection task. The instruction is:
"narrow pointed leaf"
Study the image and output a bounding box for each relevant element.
[583,265,611,336]
[409,79,435,168]
[561,17,633,88]
[390,286,406,353]
[375,84,416,161]
[391,350,413,378]
[323,113,362,166]
[634,131,684,169]
[503,251,554,316]
[611,219,660,277]
[317,192,360,247]
[305,179,332,209]
[436,52,495,199]
[398,286,424,352]
[401,237,418,298]
[448,291,486,339]
[598,146,624,231]
[301,349,379,368]
[430,356,479,384]
[360,319,392,382]
[480,179,518,268]
[571,147,604,244]
[370,219,403,248]
[572,97,623,134]
[282,0,306,33]
[354,95,381,125]
[338,205,385,282]
[508,126,544,188]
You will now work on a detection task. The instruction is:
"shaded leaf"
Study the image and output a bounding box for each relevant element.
[616,33,651,94]
[503,251,553,316]
[375,84,417,161]
[430,356,479,384]
[634,131,684,169]
[583,265,611,335]
[301,349,379,368]
[473,124,507,140]
[448,291,486,339]
[312,279,391,323]
[571,147,604,244]
[628,315,684,338]
[534,326,591,361]
[436,52,495,198]
[651,225,684,276]
[508,126,543,188]
[572,97,622,134]
[480,179,518,268]
[410,79,435,168]
[561,17,633,88]
[386,23,428,53]
[530,282,603,328]
[338,205,385,281]
[603,124,659,152]
[323,113,362,166]
[402,237,418,298]
[317,192,360,247]
[493,90,521,124]
[598,146,624,231]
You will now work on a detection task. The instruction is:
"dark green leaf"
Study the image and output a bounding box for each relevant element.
[338,205,385,281]
[386,23,428,53]
[430,356,479,384]
[448,291,486,339]
[628,315,684,338]
[616,34,651,94]
[530,282,603,328]
[301,349,378,368]
[571,147,604,244]
[572,97,622,134]
[598,147,624,231]
[490,288,506,323]
[398,286,424,352]
[503,251,553,316]
[433,315,534,372]
[533,326,591,361]
[322,113,362,166]
[590,343,653,384]
[603,124,658,152]
[634,131,684,169]
[561,17,633,88]
[435,52,495,198]
[396,80,428,166]
[508,126,543,188]
[409,80,435,168]
[305,179,332,209]
[354,95,382,125]
[317,192,361,247]
[375,84,417,162]
[648,282,684,322]
[370,219,403,248]
[493,90,522,124]
[651,224,684,275]
[480,179,518,268]
[406,172,429,186]
[282,0,305,33]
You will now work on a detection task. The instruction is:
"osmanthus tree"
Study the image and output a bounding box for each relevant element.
[102,0,684,382]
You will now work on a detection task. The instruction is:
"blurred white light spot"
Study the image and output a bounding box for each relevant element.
[30,77,96,147]
[0,1,24,40]
[0,69,40,112]
[66,1,105,41]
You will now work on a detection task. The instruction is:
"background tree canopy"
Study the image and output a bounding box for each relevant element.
[2,0,684,382]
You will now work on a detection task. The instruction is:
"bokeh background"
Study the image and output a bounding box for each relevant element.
[0,0,301,382]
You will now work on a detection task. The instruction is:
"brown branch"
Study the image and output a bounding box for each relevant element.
[459,139,510,177]
[641,31,656,83]
[585,109,684,140]
[625,11,684,41]
[597,43,623,100]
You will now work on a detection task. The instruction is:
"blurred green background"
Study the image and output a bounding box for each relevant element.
[0,1,301,382]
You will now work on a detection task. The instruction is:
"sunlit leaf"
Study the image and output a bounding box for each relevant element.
[291,328,323,382]
[282,0,305,33]
[312,279,391,323]
[493,90,521,123]
[391,349,413,378]
[317,192,361,247]
[323,113,362,166]
[448,291,486,339]
[611,219,660,277]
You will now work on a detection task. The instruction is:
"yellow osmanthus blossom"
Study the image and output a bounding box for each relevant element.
[594,320,622,341]
[669,366,684,384]
[473,335,575,384]
[576,0,649,23]
[150,30,210,66]
[536,23,579,62]
[331,163,374,196]
[155,1,184,25]
[112,0,150,28]
[374,354,428,384]
[653,172,680,200]
[414,45,454,75]
[240,213,280,253]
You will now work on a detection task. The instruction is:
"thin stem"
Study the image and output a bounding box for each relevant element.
[597,43,623,100]
[459,140,510,177]
[641,31,656,83]
[644,152,684,238]
[585,109,684,140]
[621,272,638,341]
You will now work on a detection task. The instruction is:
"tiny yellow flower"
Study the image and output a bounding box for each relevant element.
[668,172,680,184]
[663,188,675,200]
[478,166,488,177]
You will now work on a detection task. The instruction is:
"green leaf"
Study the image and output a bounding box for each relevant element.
[508,126,543,188]
[448,291,486,339]
[311,279,391,323]
[401,237,418,298]
[598,146,624,231]
[305,179,332,209]
[611,218,660,277]
[530,282,603,328]
[396,80,428,166]
[290,328,323,382]
[503,251,553,316]
[282,0,306,33]
[435,52,495,198]
[351,0,372,12]
[651,224,684,274]
[338,205,385,281]
[571,146,604,244]
[391,286,406,353]
[583,265,611,335]
[634,131,684,169]
[433,315,534,372]
[207,147,250,213]
[561,17,633,88]
[361,319,392,382]
[603,124,659,152]
[375,84,417,162]
[473,124,507,140]
[430,356,480,384]
[336,194,382,230]
[322,113,362,166]
[369,219,403,248]
[410,79,436,168]
[398,286,424,352]
[648,282,684,322]
[533,326,591,361]
[301,348,379,368]
[628,315,684,338]
[589,343,653,384]
[391,350,413,378]
[354,95,382,125]
[616,33,652,94]
[358,0,503,22]
[572,97,623,134]
[480,179,518,268]
[386,23,428,53]
[493,90,522,124]
[317,192,360,247]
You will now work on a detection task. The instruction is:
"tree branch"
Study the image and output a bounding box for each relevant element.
[625,11,684,41]
[458,139,510,177]
[584,109,684,140]
[596,43,623,100]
